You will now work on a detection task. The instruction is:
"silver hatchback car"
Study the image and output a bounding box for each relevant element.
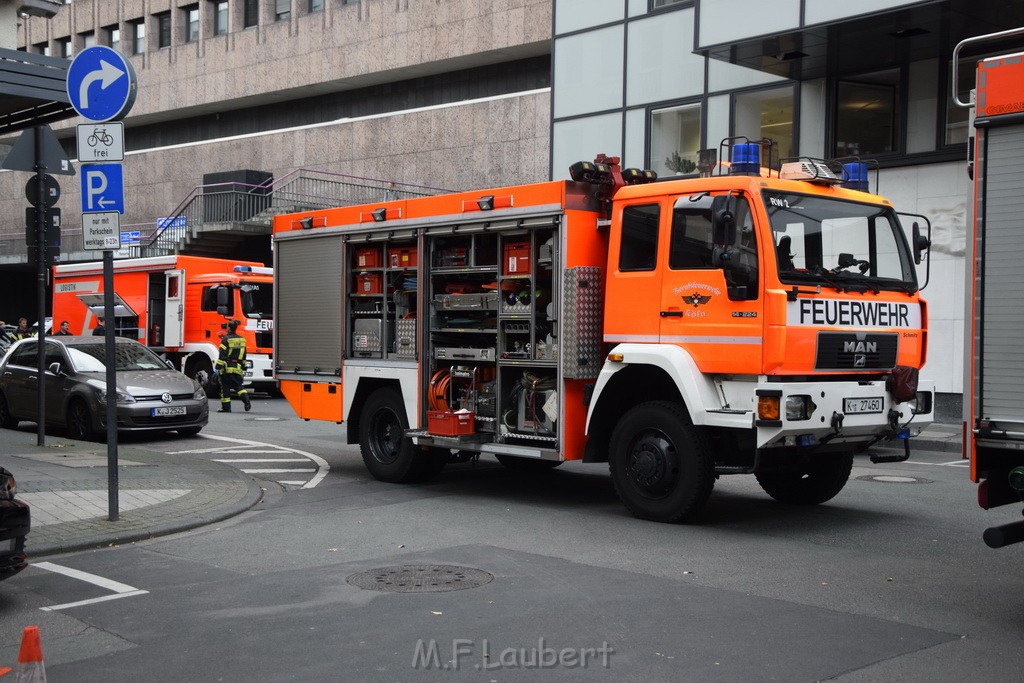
[0,336,208,440]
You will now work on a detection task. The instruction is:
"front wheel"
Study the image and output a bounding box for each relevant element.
[66,399,98,441]
[608,401,714,523]
[755,451,854,505]
[359,387,432,483]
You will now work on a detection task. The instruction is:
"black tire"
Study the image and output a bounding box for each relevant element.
[0,392,17,429]
[608,401,714,523]
[755,451,854,505]
[177,426,203,437]
[185,356,217,398]
[66,398,98,441]
[495,455,563,471]
[359,387,428,483]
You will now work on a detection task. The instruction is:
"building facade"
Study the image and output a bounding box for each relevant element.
[0,0,552,317]
[550,0,1024,409]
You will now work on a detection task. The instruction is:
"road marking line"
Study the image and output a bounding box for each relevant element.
[904,460,969,467]
[213,458,308,463]
[40,590,149,612]
[277,480,307,485]
[198,434,330,489]
[208,449,294,454]
[33,561,149,611]
[240,468,317,474]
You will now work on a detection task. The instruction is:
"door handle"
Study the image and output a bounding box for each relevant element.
[660,311,683,318]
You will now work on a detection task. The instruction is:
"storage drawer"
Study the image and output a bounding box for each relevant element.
[355,248,382,268]
[427,410,475,436]
[355,273,382,294]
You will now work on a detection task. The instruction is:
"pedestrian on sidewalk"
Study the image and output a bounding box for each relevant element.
[216,319,251,413]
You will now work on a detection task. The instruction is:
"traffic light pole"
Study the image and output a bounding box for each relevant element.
[34,125,48,448]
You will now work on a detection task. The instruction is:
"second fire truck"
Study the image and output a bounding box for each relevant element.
[272,141,935,522]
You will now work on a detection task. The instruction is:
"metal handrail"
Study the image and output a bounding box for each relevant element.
[952,26,1024,108]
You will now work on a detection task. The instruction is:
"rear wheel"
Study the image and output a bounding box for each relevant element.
[360,387,432,483]
[495,455,563,471]
[0,392,17,429]
[755,451,854,505]
[66,399,98,441]
[609,401,714,523]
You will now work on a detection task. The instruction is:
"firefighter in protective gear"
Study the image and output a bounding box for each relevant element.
[216,319,251,412]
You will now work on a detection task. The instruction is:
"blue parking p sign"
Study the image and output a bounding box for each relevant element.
[66,46,137,122]
[80,164,125,214]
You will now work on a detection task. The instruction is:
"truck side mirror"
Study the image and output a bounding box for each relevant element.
[712,195,737,246]
[216,286,230,317]
[912,222,931,266]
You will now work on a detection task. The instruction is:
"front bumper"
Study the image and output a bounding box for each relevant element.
[719,378,935,449]
[99,398,210,432]
[0,499,30,580]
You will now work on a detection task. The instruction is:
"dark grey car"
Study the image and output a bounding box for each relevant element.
[0,336,208,440]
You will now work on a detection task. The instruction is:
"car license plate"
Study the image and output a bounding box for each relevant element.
[152,406,186,417]
[844,397,883,414]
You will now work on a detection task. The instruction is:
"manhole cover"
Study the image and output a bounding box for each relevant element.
[857,474,931,484]
[347,565,493,593]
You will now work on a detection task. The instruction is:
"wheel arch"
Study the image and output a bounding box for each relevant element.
[584,344,721,463]
[345,377,405,446]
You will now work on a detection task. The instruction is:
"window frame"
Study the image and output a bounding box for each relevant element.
[647,99,704,178]
[830,67,903,160]
[213,1,229,35]
[184,5,200,43]
[618,203,661,273]
[156,11,172,49]
[131,19,146,55]
[731,83,797,163]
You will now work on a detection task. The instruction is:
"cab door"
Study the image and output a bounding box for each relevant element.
[163,269,185,347]
[659,193,764,374]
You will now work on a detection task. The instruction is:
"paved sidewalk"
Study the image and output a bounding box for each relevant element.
[0,427,263,558]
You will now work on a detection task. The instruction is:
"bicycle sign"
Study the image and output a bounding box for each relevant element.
[77,122,124,162]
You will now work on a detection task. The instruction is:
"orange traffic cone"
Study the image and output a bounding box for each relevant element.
[12,626,45,682]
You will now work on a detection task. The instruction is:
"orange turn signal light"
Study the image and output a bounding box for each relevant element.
[607,353,624,362]
[758,396,780,421]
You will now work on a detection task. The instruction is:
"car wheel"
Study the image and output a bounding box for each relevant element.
[609,401,714,523]
[177,426,203,437]
[66,399,98,441]
[755,451,854,505]
[495,455,562,471]
[185,356,217,398]
[0,391,17,429]
[359,387,432,483]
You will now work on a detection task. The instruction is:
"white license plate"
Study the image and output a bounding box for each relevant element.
[152,406,186,417]
[844,397,883,414]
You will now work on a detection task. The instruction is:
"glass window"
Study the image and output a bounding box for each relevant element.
[276,0,291,20]
[57,37,72,58]
[652,0,689,7]
[104,25,120,52]
[240,282,272,319]
[81,32,95,48]
[201,286,234,315]
[9,342,37,367]
[835,70,899,157]
[185,6,200,42]
[651,103,702,177]
[671,195,758,298]
[619,204,660,272]
[310,0,324,10]
[34,42,49,56]
[244,0,259,27]
[734,85,795,161]
[157,12,172,48]
[214,1,229,35]
[669,198,715,270]
[132,20,146,54]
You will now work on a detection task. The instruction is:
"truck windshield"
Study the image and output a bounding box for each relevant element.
[240,281,273,319]
[763,191,917,293]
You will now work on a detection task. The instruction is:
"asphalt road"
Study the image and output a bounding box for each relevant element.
[1,397,1020,681]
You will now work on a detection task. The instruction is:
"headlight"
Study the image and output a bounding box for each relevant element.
[0,470,15,499]
[785,395,815,421]
[193,385,207,400]
[94,386,136,405]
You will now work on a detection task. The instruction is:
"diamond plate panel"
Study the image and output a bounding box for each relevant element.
[562,266,603,379]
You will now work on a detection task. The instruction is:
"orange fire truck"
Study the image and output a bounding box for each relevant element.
[272,140,934,522]
[957,27,1024,547]
[52,255,275,393]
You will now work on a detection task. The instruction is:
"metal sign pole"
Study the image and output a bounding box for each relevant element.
[103,250,119,521]
[34,126,47,448]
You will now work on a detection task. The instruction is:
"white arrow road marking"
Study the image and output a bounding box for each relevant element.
[79,59,126,109]
[34,561,148,611]
[170,434,329,488]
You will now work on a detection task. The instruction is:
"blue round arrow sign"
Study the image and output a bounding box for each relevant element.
[66,46,138,122]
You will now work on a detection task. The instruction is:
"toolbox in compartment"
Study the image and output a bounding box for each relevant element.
[388,248,418,268]
[355,272,383,294]
[355,247,382,268]
[433,292,498,310]
[395,319,417,358]
[427,410,475,436]
[352,318,383,354]
[503,240,531,275]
